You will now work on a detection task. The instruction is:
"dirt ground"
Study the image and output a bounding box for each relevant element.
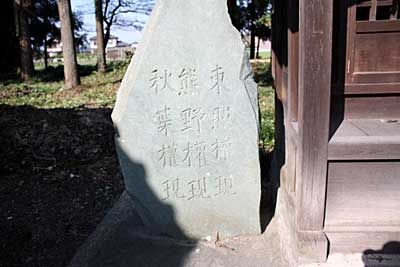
[0,104,275,267]
[0,105,124,267]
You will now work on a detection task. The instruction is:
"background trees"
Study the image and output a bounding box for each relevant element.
[15,0,35,81]
[6,0,266,85]
[29,0,85,72]
[91,0,154,73]
[6,0,153,85]
[56,0,80,89]
[95,0,106,73]
[3,0,84,83]
[102,0,153,48]
[0,0,19,78]
[31,0,60,70]
[228,0,271,59]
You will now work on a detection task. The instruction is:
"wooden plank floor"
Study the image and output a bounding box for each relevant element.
[328,119,400,160]
[333,119,400,137]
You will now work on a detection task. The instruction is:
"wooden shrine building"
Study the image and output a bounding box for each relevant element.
[271,0,400,262]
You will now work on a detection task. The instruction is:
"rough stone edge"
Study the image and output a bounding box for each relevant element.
[224,0,260,133]
[240,51,260,133]
[111,0,164,125]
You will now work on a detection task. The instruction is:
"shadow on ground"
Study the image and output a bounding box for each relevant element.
[362,241,400,267]
[0,104,196,267]
[0,105,123,266]
[0,104,275,266]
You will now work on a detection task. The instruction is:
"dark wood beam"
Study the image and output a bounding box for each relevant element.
[296,0,333,232]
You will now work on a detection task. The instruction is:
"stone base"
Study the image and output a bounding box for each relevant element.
[69,190,391,267]
[69,191,284,267]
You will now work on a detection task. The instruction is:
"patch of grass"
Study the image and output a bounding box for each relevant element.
[253,61,275,151]
[259,100,275,149]
[258,51,271,59]
[0,60,128,109]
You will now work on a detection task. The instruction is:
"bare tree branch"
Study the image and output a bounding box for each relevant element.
[101,0,154,46]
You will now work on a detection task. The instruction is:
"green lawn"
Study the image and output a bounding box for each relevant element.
[257,51,271,60]
[0,59,275,150]
[252,61,274,150]
[0,61,127,109]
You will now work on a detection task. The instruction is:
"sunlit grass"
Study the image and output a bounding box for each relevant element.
[251,60,274,150]
[0,60,128,109]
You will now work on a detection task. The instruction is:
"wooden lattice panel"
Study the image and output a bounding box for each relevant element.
[345,0,400,93]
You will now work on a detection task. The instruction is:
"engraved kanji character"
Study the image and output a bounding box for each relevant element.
[210,65,229,95]
[162,179,185,200]
[194,141,207,168]
[149,69,174,94]
[158,142,178,168]
[155,106,172,136]
[211,137,232,160]
[177,68,199,95]
[182,142,193,167]
[187,177,210,200]
[215,176,236,197]
[180,107,206,133]
[210,106,231,130]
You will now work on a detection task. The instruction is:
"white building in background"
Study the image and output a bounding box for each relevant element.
[89,35,136,60]
[47,39,83,58]
[45,35,134,61]
[89,35,130,53]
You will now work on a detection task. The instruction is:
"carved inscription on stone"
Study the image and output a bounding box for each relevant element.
[161,176,237,201]
[149,68,200,96]
[149,65,237,201]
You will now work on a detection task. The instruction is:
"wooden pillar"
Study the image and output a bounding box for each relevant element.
[285,0,299,193]
[295,0,333,261]
[287,0,299,124]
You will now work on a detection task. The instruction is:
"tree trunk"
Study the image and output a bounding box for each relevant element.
[1,0,19,77]
[95,0,106,73]
[16,0,34,81]
[44,38,48,70]
[57,0,80,89]
[250,0,256,59]
[256,36,261,59]
[43,12,48,70]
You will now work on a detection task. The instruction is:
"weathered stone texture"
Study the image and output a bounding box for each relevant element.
[112,0,260,239]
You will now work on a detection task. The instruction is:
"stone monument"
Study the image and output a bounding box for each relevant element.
[112,0,261,239]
